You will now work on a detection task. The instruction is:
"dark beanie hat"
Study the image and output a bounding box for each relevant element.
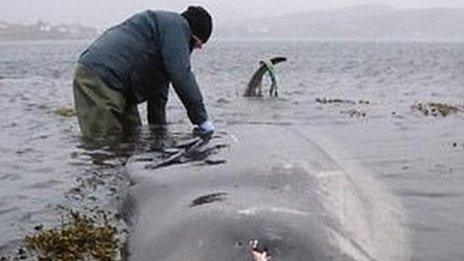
[181,6,213,43]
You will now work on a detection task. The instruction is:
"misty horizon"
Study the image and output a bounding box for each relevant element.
[2,3,464,41]
[2,1,464,29]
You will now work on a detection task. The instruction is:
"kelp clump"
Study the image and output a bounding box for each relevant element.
[54,107,77,117]
[411,102,461,117]
[340,109,367,118]
[316,97,370,105]
[24,210,120,261]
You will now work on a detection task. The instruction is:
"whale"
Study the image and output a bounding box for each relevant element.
[123,125,409,260]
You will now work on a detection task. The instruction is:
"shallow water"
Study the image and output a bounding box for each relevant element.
[0,39,463,260]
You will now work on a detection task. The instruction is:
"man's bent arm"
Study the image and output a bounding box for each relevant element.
[158,16,208,125]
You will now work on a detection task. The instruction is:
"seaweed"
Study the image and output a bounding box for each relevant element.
[316,97,370,105]
[411,102,461,117]
[23,209,120,261]
[54,107,77,117]
[340,109,367,118]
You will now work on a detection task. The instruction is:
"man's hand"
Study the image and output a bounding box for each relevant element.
[193,120,214,141]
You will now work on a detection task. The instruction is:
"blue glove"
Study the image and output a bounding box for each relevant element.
[193,121,214,140]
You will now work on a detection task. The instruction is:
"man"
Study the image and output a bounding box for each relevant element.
[73,6,214,142]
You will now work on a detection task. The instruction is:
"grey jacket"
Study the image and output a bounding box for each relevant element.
[79,10,208,125]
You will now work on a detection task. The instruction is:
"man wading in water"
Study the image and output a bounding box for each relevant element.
[73,6,214,142]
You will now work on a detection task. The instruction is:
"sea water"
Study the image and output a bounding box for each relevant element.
[0,39,463,260]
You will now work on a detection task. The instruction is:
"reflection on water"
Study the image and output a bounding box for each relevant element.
[0,40,463,260]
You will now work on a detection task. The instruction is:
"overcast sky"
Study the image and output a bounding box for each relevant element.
[2,0,464,28]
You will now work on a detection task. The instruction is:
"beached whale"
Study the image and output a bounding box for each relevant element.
[124,125,409,260]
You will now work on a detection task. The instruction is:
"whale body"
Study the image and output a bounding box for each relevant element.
[124,125,409,261]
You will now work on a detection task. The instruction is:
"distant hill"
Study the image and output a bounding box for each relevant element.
[217,4,464,40]
[0,20,97,41]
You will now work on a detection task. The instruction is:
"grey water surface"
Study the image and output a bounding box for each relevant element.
[0,39,463,260]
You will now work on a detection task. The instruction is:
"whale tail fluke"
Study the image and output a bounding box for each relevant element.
[245,56,287,97]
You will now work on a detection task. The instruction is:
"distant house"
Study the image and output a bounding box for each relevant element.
[0,20,97,41]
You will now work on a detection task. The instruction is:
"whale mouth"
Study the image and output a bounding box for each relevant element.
[250,239,272,261]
